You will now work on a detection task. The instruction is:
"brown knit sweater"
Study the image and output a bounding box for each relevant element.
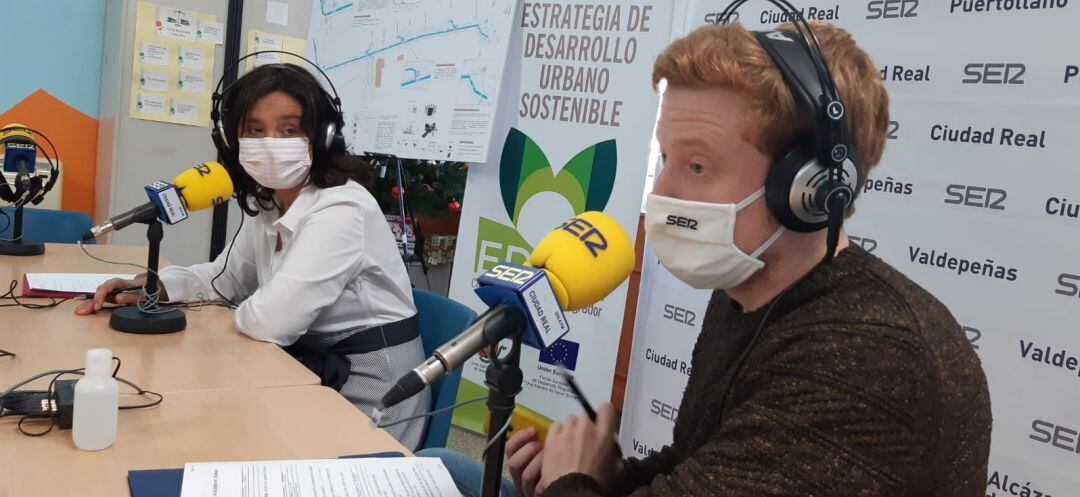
[545,245,992,496]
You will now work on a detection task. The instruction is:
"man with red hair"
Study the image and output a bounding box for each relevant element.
[506,21,992,497]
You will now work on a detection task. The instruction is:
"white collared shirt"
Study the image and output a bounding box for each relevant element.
[159,181,416,346]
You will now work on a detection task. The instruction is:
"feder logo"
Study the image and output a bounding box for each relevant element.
[474,127,617,272]
[866,0,919,19]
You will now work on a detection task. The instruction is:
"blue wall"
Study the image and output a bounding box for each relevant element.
[0,0,106,118]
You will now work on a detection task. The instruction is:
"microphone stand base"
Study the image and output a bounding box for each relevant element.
[0,240,45,256]
[110,306,186,335]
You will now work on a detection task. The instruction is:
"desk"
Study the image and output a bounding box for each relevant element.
[0,243,318,392]
[0,386,409,497]
[0,243,156,288]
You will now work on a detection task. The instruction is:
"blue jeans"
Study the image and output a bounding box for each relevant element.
[416,448,520,497]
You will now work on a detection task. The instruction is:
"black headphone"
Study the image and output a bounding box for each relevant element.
[210,50,346,159]
[0,125,60,206]
[718,0,859,259]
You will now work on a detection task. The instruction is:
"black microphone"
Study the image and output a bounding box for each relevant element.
[381,304,525,409]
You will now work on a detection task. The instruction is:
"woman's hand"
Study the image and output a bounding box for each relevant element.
[74,276,166,315]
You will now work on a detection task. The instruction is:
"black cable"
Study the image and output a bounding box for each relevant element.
[0,206,10,233]
[713,285,794,425]
[0,192,30,241]
[0,349,13,359]
[5,358,164,436]
[0,280,71,309]
[210,205,244,309]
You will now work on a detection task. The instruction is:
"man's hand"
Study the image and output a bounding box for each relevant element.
[539,403,622,492]
[507,427,545,497]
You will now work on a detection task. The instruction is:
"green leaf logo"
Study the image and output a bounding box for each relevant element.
[499,127,616,227]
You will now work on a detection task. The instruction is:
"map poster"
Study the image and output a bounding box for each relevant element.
[307,0,516,162]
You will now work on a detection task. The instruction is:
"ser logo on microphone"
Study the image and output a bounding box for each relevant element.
[558,216,608,257]
[484,264,538,286]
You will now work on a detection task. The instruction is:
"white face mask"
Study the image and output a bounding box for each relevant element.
[238,137,312,190]
[644,187,785,290]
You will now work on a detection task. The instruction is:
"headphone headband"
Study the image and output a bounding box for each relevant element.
[720,0,859,258]
[212,50,342,111]
[211,50,345,158]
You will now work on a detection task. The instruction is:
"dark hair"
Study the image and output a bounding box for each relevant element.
[219,63,374,216]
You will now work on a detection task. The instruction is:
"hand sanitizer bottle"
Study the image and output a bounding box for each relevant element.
[73,348,118,450]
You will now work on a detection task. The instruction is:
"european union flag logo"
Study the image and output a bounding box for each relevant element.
[538,339,580,371]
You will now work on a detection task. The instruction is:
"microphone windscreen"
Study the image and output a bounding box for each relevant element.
[172,161,234,211]
[0,123,35,145]
[528,211,635,311]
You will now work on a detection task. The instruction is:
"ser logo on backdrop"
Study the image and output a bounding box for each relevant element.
[944,184,1007,211]
[662,304,697,327]
[886,120,900,140]
[963,326,981,349]
[1030,419,1080,456]
[962,63,1026,85]
[1067,65,1079,83]
[703,11,739,24]
[650,398,679,423]
[1054,273,1080,298]
[866,0,919,19]
[849,236,878,253]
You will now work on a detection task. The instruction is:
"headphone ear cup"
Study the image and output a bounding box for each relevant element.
[765,144,829,233]
[322,121,337,153]
[212,122,230,157]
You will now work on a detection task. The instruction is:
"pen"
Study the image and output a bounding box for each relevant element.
[559,365,623,456]
[559,366,597,421]
[82,286,144,299]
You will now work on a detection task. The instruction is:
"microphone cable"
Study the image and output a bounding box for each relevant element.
[0,356,163,437]
[209,201,245,310]
[371,395,487,430]
[77,241,173,315]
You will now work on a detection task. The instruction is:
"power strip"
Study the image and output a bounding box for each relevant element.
[0,379,77,429]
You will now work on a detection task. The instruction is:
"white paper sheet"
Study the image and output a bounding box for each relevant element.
[179,458,462,497]
[266,1,288,26]
[24,273,136,294]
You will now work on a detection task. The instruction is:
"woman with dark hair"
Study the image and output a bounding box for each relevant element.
[76,64,430,450]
